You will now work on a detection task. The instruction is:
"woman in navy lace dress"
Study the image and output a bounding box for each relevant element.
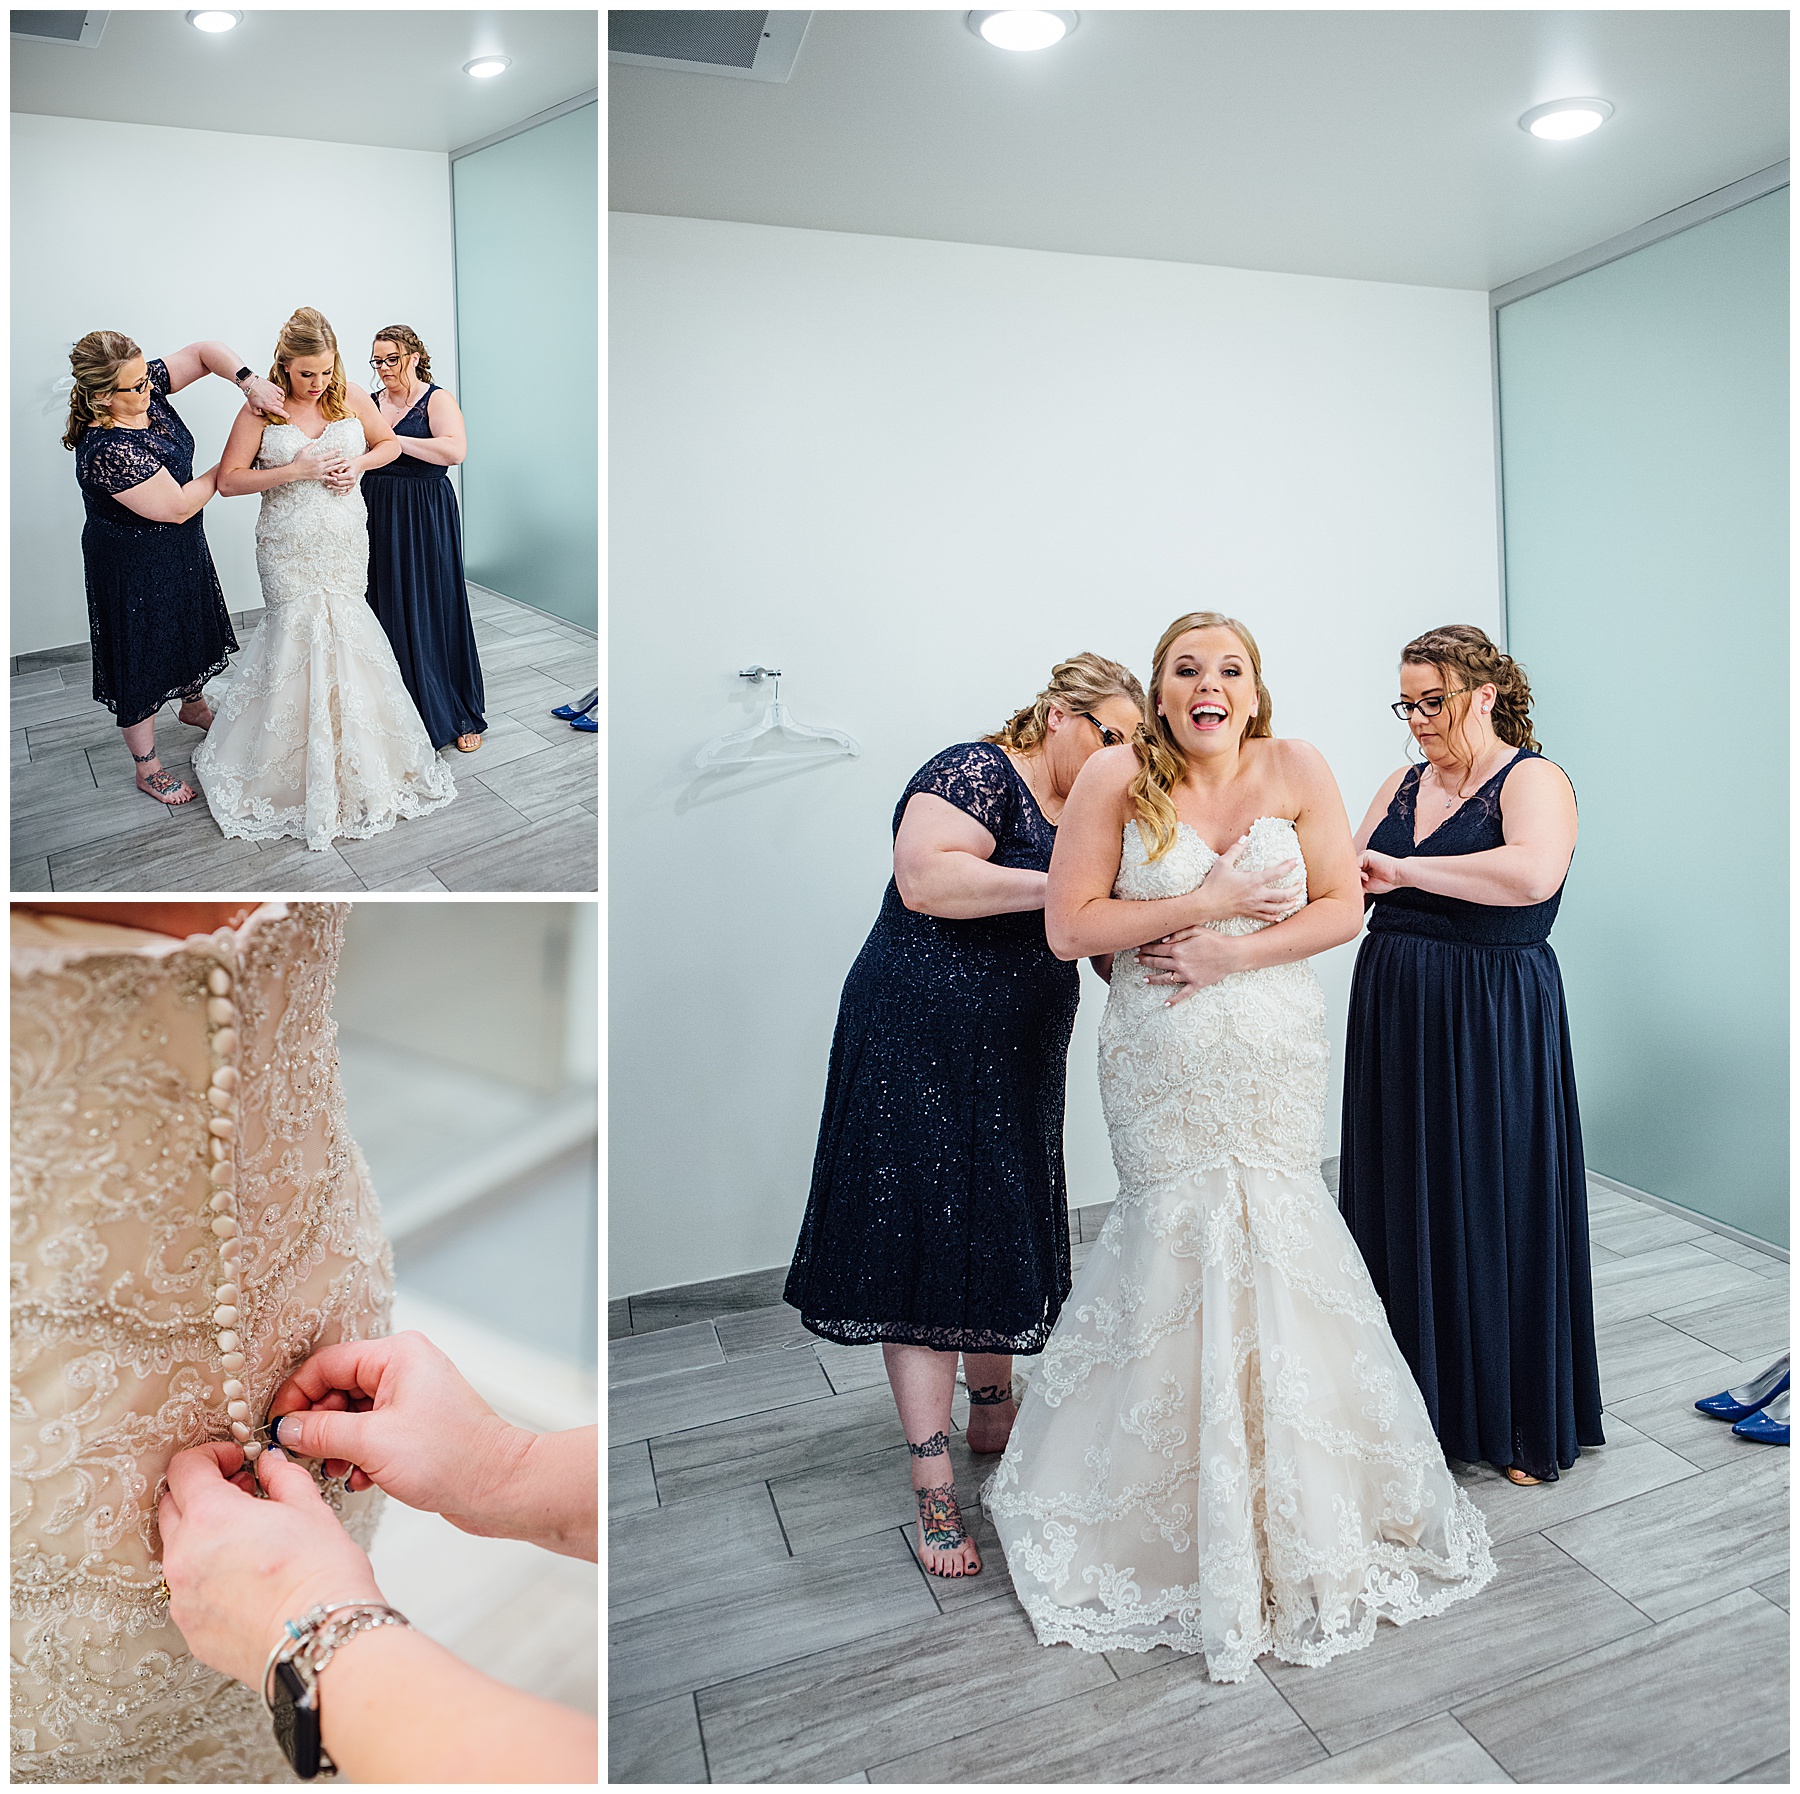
[363,327,487,754]
[1340,625,1603,1486]
[64,332,291,805]
[786,653,1146,1578]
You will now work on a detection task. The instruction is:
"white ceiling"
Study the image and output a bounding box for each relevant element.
[12,9,598,153]
[610,9,1788,291]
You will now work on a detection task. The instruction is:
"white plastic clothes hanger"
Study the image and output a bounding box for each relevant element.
[694,667,861,770]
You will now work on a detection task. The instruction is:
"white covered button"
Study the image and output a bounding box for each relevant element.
[208,967,233,996]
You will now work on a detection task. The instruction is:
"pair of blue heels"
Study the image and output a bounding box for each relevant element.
[1695,1352,1789,1444]
[552,689,598,734]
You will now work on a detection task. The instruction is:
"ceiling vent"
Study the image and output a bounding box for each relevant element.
[10,10,107,45]
[609,10,809,84]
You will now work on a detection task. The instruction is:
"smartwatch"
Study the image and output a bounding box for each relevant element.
[233,366,254,384]
[269,1656,329,1780]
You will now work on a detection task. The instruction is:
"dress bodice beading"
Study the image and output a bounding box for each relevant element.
[1100,816,1326,1186]
[1365,750,1564,946]
[10,903,393,1781]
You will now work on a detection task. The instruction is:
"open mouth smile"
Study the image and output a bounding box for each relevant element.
[1190,703,1228,732]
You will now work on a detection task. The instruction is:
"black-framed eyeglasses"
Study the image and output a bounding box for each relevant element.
[369,354,404,370]
[110,375,151,397]
[1390,689,1469,721]
[1079,711,1127,748]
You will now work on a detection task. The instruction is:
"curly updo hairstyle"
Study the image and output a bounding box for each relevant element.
[62,329,143,450]
[270,308,350,422]
[1130,611,1273,861]
[1400,624,1541,766]
[371,324,432,386]
[982,651,1146,759]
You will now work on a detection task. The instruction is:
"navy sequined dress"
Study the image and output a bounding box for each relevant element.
[362,384,487,750]
[1338,749,1604,1481]
[73,358,237,728]
[786,742,1080,1353]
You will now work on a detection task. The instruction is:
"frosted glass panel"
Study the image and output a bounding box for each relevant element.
[1499,190,1788,1246]
[452,103,598,630]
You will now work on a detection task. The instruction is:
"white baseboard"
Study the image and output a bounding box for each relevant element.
[1587,1171,1788,1262]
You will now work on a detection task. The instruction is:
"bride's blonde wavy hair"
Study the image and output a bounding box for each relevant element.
[269,308,351,422]
[1130,611,1273,861]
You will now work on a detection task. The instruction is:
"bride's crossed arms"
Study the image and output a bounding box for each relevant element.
[216,355,399,499]
[1044,734,1365,998]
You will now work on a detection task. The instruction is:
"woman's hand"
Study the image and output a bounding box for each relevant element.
[291,440,349,485]
[268,1332,528,1533]
[1359,849,1406,894]
[1135,926,1242,1003]
[157,1443,384,1690]
[14,901,257,938]
[1195,837,1301,922]
[237,375,289,421]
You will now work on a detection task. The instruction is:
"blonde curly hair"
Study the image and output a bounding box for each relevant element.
[269,308,351,422]
[62,330,143,450]
[982,652,1146,755]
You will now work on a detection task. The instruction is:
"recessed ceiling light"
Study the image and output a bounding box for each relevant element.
[186,9,241,30]
[967,11,1078,52]
[463,55,512,79]
[1519,98,1614,141]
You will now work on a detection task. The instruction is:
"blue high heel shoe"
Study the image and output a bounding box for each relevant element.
[552,688,598,721]
[1696,1352,1789,1422]
[1733,1390,1789,1445]
[569,713,597,733]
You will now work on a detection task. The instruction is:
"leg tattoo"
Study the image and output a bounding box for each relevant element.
[966,1384,1013,1406]
[907,1430,950,1458]
[915,1483,966,1551]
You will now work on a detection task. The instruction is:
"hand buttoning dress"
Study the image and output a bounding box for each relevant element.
[11,903,392,1781]
[986,817,1495,1681]
[192,417,456,851]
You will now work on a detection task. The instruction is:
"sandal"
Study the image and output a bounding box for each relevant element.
[455,733,482,753]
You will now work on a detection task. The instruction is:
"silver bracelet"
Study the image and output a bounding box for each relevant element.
[262,1601,410,1711]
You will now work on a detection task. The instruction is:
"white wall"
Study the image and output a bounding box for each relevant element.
[610,212,1500,1298]
[11,112,456,656]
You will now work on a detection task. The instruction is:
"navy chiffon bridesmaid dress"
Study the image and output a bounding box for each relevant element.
[1339,749,1605,1482]
[362,385,487,750]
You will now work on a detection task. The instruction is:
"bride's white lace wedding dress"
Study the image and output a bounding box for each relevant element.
[985,817,1495,1682]
[11,904,393,1781]
[192,418,456,851]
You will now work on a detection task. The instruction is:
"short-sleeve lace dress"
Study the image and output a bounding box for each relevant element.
[11,904,393,1782]
[785,742,1080,1353]
[72,357,239,729]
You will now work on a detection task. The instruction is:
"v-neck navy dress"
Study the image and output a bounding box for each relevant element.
[1339,749,1604,1481]
[786,742,1080,1353]
[72,357,237,728]
[361,384,486,750]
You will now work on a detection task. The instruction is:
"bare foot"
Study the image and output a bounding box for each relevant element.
[177,698,214,731]
[135,761,195,805]
[913,1479,980,1578]
[964,1383,1016,1454]
[908,1428,980,1577]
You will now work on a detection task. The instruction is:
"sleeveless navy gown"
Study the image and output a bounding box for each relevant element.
[786,743,1079,1353]
[362,385,486,750]
[1339,750,1604,1482]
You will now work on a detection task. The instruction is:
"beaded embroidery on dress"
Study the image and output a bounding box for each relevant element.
[11,904,393,1781]
[985,818,1495,1681]
[191,419,455,851]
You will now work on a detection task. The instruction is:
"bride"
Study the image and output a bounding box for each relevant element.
[193,308,455,851]
[11,901,392,1781]
[984,612,1494,1682]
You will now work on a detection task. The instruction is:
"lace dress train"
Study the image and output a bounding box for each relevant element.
[192,418,455,851]
[985,818,1494,1682]
[11,904,393,1780]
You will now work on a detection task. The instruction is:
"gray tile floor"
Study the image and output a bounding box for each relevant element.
[609,1180,1789,1784]
[10,584,596,892]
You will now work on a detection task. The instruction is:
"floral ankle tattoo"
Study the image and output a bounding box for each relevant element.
[914,1482,966,1551]
[966,1384,1012,1406]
